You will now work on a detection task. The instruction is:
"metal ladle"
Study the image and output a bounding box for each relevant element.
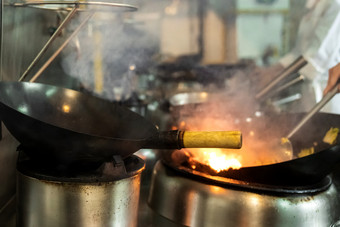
[255,56,308,101]
[282,81,339,153]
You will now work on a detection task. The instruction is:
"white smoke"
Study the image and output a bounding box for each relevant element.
[61,3,159,101]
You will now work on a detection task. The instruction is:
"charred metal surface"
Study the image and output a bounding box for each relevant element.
[16,151,145,183]
[148,161,340,227]
[17,154,145,227]
[162,156,332,195]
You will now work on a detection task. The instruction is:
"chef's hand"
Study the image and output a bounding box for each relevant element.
[323,62,340,95]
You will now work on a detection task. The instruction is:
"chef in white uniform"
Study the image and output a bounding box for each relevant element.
[258,0,340,113]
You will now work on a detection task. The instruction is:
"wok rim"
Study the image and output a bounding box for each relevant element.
[0,81,158,140]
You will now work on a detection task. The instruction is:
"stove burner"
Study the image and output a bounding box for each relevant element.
[148,161,340,227]
[17,152,145,227]
[163,160,332,195]
[17,150,145,183]
[162,151,332,195]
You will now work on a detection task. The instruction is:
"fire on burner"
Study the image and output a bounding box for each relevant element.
[168,111,340,187]
[171,148,241,176]
[170,115,293,174]
[179,148,241,172]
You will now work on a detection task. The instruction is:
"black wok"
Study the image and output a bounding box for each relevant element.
[162,113,340,186]
[0,82,158,163]
[0,82,241,164]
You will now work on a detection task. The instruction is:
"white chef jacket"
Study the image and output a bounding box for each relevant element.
[279,0,340,113]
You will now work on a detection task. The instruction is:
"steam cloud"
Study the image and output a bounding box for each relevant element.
[61,4,158,101]
[172,71,294,167]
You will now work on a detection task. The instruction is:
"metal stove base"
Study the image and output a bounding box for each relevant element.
[148,161,340,227]
[16,154,145,227]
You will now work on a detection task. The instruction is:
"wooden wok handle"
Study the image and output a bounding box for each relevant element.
[182,131,242,149]
[143,130,242,149]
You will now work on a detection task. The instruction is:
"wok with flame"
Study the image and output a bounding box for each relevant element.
[0,82,242,165]
[163,112,340,186]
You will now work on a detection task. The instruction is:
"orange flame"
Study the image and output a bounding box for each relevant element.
[187,148,242,172]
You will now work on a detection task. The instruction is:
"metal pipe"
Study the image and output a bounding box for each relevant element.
[256,56,307,100]
[197,0,207,60]
[0,194,15,215]
[286,83,339,139]
[19,6,78,82]
[266,74,305,98]
[273,93,302,106]
[0,0,2,81]
[10,1,137,12]
[29,12,93,82]
[0,0,3,139]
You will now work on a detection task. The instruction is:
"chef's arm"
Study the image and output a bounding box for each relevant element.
[323,62,340,95]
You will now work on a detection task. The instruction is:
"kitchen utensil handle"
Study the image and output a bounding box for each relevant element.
[30,12,94,82]
[256,56,307,100]
[144,130,242,149]
[182,131,242,149]
[286,83,339,139]
[267,74,305,98]
[18,7,78,82]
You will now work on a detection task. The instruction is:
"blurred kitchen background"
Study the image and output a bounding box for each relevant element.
[0,0,338,226]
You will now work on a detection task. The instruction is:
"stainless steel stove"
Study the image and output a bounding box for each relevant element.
[16,151,145,227]
[147,161,340,227]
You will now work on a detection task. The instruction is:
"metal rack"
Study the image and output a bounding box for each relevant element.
[6,1,137,82]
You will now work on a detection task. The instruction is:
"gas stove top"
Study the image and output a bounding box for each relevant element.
[146,161,340,227]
